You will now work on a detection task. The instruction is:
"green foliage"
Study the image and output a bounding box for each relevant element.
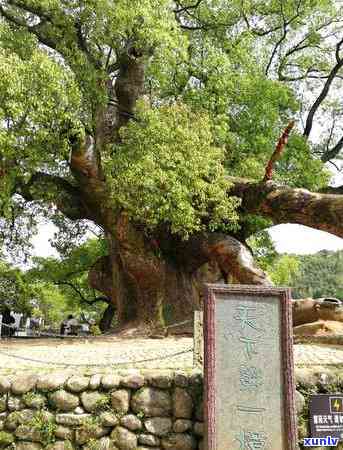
[0,431,14,446]
[0,237,108,327]
[28,238,109,325]
[0,260,37,313]
[30,238,107,285]
[0,261,74,326]
[90,325,102,336]
[29,411,57,447]
[274,135,330,190]
[30,283,70,326]
[136,410,145,420]
[85,439,102,450]
[0,263,70,325]
[267,254,300,286]
[79,416,101,433]
[262,248,343,298]
[247,230,278,271]
[291,250,343,299]
[0,44,82,205]
[94,395,110,412]
[105,102,240,238]
[0,0,184,120]
[63,440,74,450]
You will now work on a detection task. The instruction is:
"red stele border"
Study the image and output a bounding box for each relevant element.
[204,284,298,450]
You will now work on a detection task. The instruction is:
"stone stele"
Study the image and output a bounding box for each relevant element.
[204,284,297,450]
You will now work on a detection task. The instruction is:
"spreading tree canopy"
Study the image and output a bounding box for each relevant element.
[0,0,342,330]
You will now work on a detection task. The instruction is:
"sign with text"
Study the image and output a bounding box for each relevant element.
[204,285,297,450]
[310,394,343,441]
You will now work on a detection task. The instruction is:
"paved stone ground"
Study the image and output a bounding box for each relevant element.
[0,337,342,374]
[295,343,343,367]
[0,337,194,374]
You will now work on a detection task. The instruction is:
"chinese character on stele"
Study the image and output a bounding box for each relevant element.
[236,430,268,450]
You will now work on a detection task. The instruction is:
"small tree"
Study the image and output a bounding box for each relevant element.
[29,239,114,331]
[0,261,36,314]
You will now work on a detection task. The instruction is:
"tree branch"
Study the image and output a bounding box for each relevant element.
[321,185,343,195]
[114,47,146,132]
[303,38,343,138]
[277,18,337,82]
[0,3,58,49]
[240,3,283,37]
[55,281,109,305]
[263,121,295,181]
[1,1,101,68]
[170,232,271,285]
[229,177,343,238]
[74,21,102,69]
[18,172,90,221]
[0,3,25,26]
[264,0,303,76]
[7,0,52,20]
[174,0,204,14]
[321,135,343,163]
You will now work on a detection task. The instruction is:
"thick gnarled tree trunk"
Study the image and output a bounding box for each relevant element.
[24,122,343,332]
[85,176,343,331]
[88,213,271,332]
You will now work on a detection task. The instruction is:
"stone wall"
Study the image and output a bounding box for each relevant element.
[0,368,342,450]
[0,371,204,450]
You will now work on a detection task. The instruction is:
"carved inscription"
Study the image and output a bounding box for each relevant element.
[205,286,296,450]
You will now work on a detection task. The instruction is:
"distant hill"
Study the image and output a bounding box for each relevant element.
[290,250,343,300]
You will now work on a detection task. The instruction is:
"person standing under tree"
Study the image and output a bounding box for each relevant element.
[1,307,15,337]
[60,315,80,336]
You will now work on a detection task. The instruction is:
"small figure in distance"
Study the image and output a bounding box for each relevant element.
[1,307,16,338]
[61,314,80,336]
[60,316,69,336]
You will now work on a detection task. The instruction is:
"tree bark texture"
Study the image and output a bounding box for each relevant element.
[99,303,116,333]
[229,178,343,238]
[87,214,271,331]
[22,164,343,330]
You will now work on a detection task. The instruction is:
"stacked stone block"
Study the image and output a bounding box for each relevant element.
[0,367,325,450]
[0,371,204,450]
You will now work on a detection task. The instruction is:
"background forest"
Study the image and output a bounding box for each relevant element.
[275,250,343,300]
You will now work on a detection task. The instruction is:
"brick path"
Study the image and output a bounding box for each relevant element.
[0,338,342,374]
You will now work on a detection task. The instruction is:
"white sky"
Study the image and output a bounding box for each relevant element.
[269,224,343,254]
[31,223,59,259]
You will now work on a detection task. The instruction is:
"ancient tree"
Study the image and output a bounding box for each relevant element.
[0,0,343,331]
